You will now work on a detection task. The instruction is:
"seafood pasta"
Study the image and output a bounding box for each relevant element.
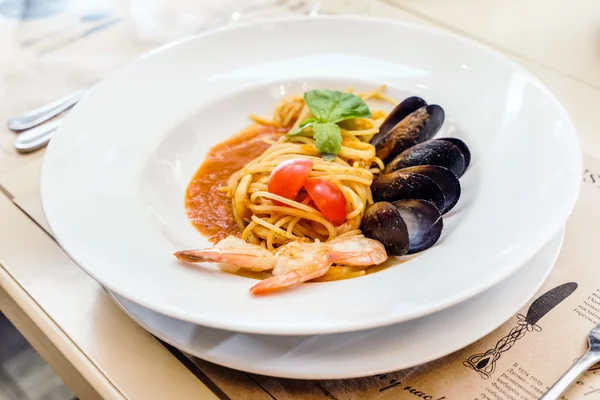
[177,86,471,295]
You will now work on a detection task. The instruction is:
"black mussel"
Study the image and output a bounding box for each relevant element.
[384,139,466,177]
[392,200,443,254]
[374,104,445,164]
[371,96,427,148]
[397,165,460,214]
[361,202,410,256]
[371,171,445,212]
[438,137,471,170]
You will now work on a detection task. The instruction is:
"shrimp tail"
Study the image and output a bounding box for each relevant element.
[174,249,274,270]
[174,250,214,263]
[249,263,331,296]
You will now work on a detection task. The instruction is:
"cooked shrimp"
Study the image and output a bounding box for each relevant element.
[249,235,388,296]
[173,236,274,273]
[174,235,388,296]
[326,235,387,266]
[249,261,331,296]
[250,240,331,296]
[272,240,330,276]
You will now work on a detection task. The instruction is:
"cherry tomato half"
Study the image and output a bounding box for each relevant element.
[268,158,314,205]
[303,179,348,225]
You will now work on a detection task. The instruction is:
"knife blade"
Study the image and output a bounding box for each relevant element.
[525,282,578,326]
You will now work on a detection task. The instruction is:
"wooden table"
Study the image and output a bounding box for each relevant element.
[1,1,598,398]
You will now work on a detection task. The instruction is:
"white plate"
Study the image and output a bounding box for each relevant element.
[41,16,581,335]
[109,230,564,379]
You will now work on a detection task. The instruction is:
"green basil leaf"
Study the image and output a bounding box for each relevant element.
[288,117,318,135]
[313,123,342,161]
[331,91,371,123]
[304,89,371,124]
[303,90,341,122]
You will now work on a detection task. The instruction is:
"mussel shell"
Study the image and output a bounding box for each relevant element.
[384,139,466,177]
[398,165,461,214]
[392,200,443,254]
[360,202,409,256]
[371,96,427,147]
[438,137,471,170]
[371,171,445,212]
[375,104,445,163]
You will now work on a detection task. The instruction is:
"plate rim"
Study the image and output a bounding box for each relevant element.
[41,15,582,335]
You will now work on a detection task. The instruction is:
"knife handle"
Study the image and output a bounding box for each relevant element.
[540,351,600,399]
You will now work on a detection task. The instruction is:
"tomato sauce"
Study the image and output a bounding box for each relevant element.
[185,125,284,243]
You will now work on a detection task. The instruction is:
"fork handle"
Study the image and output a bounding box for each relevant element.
[540,351,600,399]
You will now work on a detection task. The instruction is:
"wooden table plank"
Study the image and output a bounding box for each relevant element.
[0,194,219,400]
[0,282,105,400]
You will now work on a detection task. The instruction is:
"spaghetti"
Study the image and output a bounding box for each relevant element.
[222,86,396,251]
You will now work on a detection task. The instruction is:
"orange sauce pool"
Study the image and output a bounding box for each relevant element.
[185,125,285,244]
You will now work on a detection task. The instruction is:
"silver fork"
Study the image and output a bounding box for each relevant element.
[540,323,600,399]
